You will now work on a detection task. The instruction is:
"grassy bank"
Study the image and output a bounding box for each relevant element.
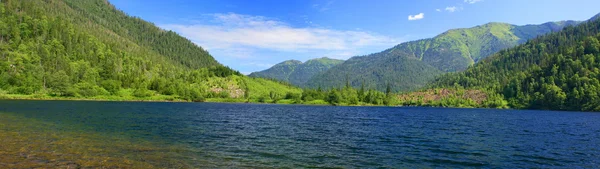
[0,93,393,107]
[1,87,514,109]
[0,92,336,105]
[0,93,188,102]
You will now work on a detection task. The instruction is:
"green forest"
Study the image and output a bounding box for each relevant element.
[0,0,405,107]
[304,21,579,92]
[249,57,343,87]
[3,0,600,111]
[432,16,600,111]
[0,0,301,102]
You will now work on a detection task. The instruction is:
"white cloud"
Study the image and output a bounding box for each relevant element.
[208,47,255,59]
[313,1,335,12]
[323,51,360,60]
[243,62,273,68]
[464,0,482,4]
[161,13,398,52]
[408,13,424,21]
[436,9,441,12]
[445,6,459,12]
[161,13,403,72]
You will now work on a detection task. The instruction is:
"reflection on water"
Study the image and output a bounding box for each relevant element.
[0,100,599,168]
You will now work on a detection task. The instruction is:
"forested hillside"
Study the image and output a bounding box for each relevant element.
[62,0,220,69]
[249,60,302,83]
[432,15,600,111]
[592,13,600,21]
[288,57,343,87]
[0,0,300,101]
[307,54,442,92]
[250,57,343,87]
[307,21,579,92]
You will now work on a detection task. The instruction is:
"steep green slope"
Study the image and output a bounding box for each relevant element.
[288,57,344,87]
[249,57,343,87]
[388,21,579,72]
[308,52,443,92]
[62,0,219,69]
[307,20,579,92]
[432,14,600,111]
[0,0,300,101]
[512,21,580,43]
[249,60,302,82]
[591,13,600,21]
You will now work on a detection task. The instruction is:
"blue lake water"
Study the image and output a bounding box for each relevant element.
[0,100,599,168]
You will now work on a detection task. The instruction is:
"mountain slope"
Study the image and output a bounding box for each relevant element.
[307,20,580,92]
[62,0,220,68]
[0,0,300,101]
[249,57,343,87]
[249,60,302,82]
[308,51,443,91]
[591,13,600,21]
[432,14,600,111]
[288,57,344,87]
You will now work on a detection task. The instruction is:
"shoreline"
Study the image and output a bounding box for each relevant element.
[0,95,482,109]
[0,94,332,105]
[0,94,392,107]
[0,96,190,103]
[1,95,594,113]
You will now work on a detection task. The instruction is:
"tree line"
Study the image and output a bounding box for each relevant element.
[432,16,600,111]
[0,0,245,102]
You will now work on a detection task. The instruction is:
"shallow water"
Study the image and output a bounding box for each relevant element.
[0,100,599,168]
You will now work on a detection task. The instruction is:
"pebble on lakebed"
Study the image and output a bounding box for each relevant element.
[0,113,190,168]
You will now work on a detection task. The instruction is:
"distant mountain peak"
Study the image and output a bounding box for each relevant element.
[309,57,335,61]
[249,58,343,86]
[456,22,511,29]
[305,57,344,64]
[591,12,600,21]
[306,17,583,92]
[276,60,302,66]
[481,22,513,26]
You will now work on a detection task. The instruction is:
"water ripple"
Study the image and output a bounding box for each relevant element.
[0,101,599,168]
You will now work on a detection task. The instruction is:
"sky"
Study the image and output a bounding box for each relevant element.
[110,0,600,74]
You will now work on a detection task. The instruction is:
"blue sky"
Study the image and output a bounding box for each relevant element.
[110,0,600,74]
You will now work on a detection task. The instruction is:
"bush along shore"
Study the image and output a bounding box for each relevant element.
[0,82,511,109]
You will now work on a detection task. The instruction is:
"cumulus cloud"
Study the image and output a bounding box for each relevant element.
[243,62,273,68]
[464,0,482,4]
[445,6,460,12]
[161,13,397,52]
[408,13,424,21]
[160,13,402,72]
[436,9,441,12]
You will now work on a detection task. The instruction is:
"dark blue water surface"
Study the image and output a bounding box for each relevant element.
[0,100,599,168]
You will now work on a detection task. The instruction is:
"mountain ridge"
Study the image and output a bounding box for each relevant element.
[249,57,343,87]
[305,19,581,92]
[430,12,600,111]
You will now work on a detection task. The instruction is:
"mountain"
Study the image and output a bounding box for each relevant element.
[432,13,600,111]
[307,20,580,92]
[0,0,300,101]
[60,0,219,69]
[307,53,443,92]
[591,13,600,21]
[288,57,344,87]
[250,57,343,87]
[249,60,302,82]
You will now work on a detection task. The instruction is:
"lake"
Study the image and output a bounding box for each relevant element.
[0,100,598,168]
